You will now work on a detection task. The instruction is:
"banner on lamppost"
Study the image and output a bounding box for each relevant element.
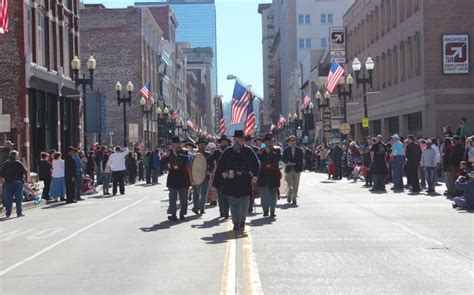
[128,123,139,143]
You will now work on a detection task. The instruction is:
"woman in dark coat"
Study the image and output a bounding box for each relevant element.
[38,152,53,201]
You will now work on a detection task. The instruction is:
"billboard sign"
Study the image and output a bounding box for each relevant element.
[442,34,470,74]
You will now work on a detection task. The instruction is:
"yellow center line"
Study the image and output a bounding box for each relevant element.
[220,220,236,295]
[242,226,264,295]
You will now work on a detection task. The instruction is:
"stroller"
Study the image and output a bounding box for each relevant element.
[347,159,364,182]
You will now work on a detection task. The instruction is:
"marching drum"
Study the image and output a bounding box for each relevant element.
[190,153,207,185]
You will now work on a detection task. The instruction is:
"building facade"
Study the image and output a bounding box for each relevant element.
[135,0,218,101]
[80,4,165,147]
[344,0,474,139]
[0,0,81,172]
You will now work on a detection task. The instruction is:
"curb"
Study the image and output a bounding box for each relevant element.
[0,199,47,217]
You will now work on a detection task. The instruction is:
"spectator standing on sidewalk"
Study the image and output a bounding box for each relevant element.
[107,146,129,196]
[101,149,112,195]
[370,135,388,192]
[421,140,438,194]
[86,151,96,183]
[95,146,105,185]
[65,147,77,203]
[50,152,66,202]
[405,135,422,193]
[126,153,138,184]
[38,152,53,202]
[151,147,161,185]
[73,150,84,201]
[0,150,28,218]
[457,117,469,138]
[447,136,466,198]
[143,150,152,184]
[390,134,405,191]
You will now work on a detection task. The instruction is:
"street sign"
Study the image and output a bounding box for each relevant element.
[442,34,469,74]
[362,118,369,128]
[340,123,351,135]
[330,27,346,64]
[296,129,303,139]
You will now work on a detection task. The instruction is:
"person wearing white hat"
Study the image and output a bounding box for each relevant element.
[391,134,405,191]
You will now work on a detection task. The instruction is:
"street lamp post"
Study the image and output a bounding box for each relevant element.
[140,97,153,148]
[316,90,331,144]
[71,55,96,150]
[352,57,375,142]
[115,81,134,147]
[337,74,353,139]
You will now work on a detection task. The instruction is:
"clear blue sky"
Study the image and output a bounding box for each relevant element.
[82,0,271,102]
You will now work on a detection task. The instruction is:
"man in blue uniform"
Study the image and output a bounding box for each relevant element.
[165,137,191,221]
[218,130,260,231]
[257,134,281,217]
[212,135,231,219]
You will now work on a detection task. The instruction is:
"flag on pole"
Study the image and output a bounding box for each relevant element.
[219,99,227,136]
[277,115,286,129]
[171,107,180,120]
[243,99,255,137]
[231,81,251,124]
[327,61,345,94]
[270,124,276,133]
[186,118,195,131]
[303,96,311,107]
[0,0,9,35]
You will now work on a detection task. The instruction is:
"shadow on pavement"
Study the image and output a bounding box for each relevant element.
[201,230,242,244]
[140,214,200,232]
[276,203,296,210]
[42,202,70,209]
[320,180,336,184]
[191,217,221,229]
[249,217,275,227]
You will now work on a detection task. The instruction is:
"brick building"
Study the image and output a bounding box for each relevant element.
[344,0,474,139]
[0,0,81,172]
[80,4,165,147]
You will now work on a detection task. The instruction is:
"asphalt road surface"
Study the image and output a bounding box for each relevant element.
[1,173,473,294]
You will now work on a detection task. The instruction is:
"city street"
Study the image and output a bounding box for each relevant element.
[0,173,473,294]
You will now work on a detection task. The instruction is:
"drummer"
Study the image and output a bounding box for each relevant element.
[212,135,231,219]
[166,137,191,221]
[257,133,281,218]
[191,138,211,215]
[218,130,260,231]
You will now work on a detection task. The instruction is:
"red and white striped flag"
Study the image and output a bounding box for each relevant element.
[270,124,276,133]
[243,101,255,137]
[0,0,8,34]
[140,82,152,107]
[277,115,286,129]
[186,118,195,131]
[171,107,180,120]
[327,61,345,94]
[303,96,311,107]
[231,82,251,124]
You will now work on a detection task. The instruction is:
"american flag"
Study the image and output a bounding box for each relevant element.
[303,96,311,107]
[327,61,345,94]
[270,124,276,133]
[140,81,151,104]
[171,107,180,120]
[277,115,286,129]
[0,0,8,34]
[219,99,227,136]
[231,82,251,124]
[243,100,255,137]
[186,118,195,131]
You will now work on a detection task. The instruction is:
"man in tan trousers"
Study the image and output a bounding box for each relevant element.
[282,136,304,206]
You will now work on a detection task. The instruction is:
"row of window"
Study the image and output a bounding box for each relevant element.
[298,37,328,49]
[298,13,333,25]
[347,0,420,58]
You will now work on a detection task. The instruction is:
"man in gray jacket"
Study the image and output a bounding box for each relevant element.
[421,140,439,194]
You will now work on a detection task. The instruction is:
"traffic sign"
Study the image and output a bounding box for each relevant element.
[362,118,369,128]
[296,129,303,139]
[339,123,351,135]
[330,27,346,64]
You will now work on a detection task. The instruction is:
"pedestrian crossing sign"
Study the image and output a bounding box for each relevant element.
[362,118,369,128]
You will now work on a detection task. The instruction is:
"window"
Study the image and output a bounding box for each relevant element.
[414,0,420,12]
[387,49,392,86]
[400,41,406,81]
[63,23,70,76]
[386,0,391,33]
[407,112,422,137]
[381,53,386,88]
[305,38,311,48]
[320,38,327,48]
[298,14,304,24]
[407,37,413,78]
[327,14,333,24]
[392,0,398,28]
[320,13,326,24]
[299,38,305,49]
[305,14,311,24]
[393,46,399,84]
[400,0,405,22]
[37,11,46,67]
[415,32,422,75]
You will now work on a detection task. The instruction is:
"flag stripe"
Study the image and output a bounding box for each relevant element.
[0,0,8,34]
[327,62,345,94]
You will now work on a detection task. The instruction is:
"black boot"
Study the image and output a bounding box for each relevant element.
[263,211,269,217]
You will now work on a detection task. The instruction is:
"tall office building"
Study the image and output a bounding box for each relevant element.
[135,0,218,100]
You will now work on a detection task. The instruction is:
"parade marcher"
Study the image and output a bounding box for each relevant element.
[405,135,422,193]
[421,139,438,194]
[65,147,77,203]
[51,152,66,202]
[218,130,260,231]
[166,137,191,221]
[192,138,211,215]
[332,142,344,180]
[0,150,28,218]
[282,135,304,205]
[206,142,218,206]
[370,135,388,192]
[143,150,152,184]
[362,144,372,187]
[95,146,105,185]
[38,152,53,202]
[73,149,85,201]
[126,153,138,184]
[107,146,130,196]
[257,134,281,217]
[213,135,231,219]
[390,134,405,191]
[151,147,161,185]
